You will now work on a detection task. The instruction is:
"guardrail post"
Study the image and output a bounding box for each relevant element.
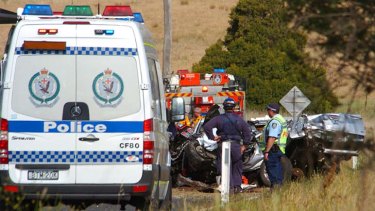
[352,155,358,170]
[221,141,231,205]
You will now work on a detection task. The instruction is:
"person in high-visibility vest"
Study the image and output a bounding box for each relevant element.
[263,103,288,188]
[178,113,191,127]
[191,107,203,128]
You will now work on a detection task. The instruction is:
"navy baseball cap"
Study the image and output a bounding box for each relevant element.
[266,103,280,113]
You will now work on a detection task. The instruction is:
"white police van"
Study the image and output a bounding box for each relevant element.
[0,4,177,209]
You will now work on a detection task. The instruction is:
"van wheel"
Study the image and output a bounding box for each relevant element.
[132,197,150,211]
[159,177,172,210]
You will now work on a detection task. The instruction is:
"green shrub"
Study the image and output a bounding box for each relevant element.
[193,0,338,113]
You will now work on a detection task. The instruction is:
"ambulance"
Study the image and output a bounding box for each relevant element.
[0,4,174,209]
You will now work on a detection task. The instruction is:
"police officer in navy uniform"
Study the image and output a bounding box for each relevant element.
[263,103,288,188]
[203,98,252,193]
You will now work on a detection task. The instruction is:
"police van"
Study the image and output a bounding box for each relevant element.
[0,4,178,209]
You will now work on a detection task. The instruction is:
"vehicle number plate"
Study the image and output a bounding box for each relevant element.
[28,170,59,180]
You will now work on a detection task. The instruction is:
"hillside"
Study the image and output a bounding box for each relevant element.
[0,0,238,72]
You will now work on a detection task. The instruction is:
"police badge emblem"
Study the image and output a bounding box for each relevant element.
[28,68,60,105]
[272,123,277,129]
[92,68,124,105]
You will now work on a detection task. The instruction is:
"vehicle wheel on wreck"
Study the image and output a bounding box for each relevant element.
[259,156,292,187]
[184,140,217,184]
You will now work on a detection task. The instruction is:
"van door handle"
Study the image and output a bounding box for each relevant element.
[79,134,99,142]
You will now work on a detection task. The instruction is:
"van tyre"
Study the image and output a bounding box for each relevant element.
[132,197,150,211]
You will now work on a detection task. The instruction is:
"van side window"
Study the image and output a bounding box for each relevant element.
[148,58,162,119]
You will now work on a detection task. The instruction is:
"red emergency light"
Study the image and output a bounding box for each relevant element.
[103,6,133,16]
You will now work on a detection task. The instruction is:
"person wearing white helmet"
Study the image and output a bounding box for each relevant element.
[203,98,252,194]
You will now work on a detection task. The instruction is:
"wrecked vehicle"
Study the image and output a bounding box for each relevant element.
[170,105,292,187]
[286,113,365,176]
[170,111,365,187]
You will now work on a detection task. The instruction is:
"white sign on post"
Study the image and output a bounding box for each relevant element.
[279,86,311,121]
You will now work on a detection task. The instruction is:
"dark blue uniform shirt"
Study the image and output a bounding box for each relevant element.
[203,112,252,145]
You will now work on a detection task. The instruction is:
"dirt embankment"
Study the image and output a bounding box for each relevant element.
[0,0,238,72]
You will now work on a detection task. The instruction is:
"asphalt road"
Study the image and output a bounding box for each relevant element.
[40,187,263,210]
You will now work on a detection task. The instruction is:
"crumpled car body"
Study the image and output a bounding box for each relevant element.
[289,113,365,152]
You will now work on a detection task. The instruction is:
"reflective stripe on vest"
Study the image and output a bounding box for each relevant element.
[261,114,288,154]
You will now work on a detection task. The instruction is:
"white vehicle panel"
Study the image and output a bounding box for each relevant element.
[75,24,144,184]
[76,24,137,48]
[16,24,76,47]
[7,23,77,184]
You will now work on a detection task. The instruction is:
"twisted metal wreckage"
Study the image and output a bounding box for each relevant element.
[169,107,366,190]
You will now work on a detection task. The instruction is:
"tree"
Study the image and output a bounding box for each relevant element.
[287,0,375,112]
[193,0,338,112]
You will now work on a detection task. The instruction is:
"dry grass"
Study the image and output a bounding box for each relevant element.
[184,157,375,211]
[0,0,238,73]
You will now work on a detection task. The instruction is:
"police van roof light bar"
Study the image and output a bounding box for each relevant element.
[63,5,93,16]
[133,12,144,23]
[22,4,53,16]
[102,6,133,16]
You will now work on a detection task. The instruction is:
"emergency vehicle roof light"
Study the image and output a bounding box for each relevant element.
[22,4,53,16]
[133,12,144,23]
[63,5,93,16]
[202,86,208,92]
[102,6,133,16]
[214,68,225,73]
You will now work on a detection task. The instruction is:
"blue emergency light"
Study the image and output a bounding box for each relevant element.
[214,68,225,73]
[105,30,114,35]
[95,29,115,35]
[133,12,144,23]
[22,4,53,16]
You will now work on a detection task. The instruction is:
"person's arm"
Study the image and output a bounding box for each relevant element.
[203,116,219,141]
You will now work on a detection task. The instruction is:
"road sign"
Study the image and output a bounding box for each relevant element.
[280,86,310,120]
